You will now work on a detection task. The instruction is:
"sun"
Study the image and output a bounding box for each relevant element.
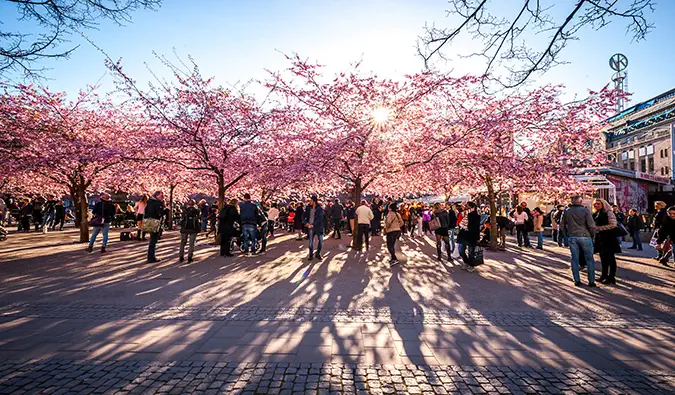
[371,107,392,125]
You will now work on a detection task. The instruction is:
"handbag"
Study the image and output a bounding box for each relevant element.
[469,246,484,267]
[612,223,628,237]
[141,217,161,233]
[429,217,441,231]
[88,203,104,227]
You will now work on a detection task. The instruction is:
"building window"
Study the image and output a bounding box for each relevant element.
[630,161,635,171]
[647,144,654,155]
[621,151,628,160]
[628,150,635,159]
[666,148,670,158]
[660,149,664,158]
[623,162,628,169]
[649,157,655,173]
[641,159,646,172]
[639,147,646,156]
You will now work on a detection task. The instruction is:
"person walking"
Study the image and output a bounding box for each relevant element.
[53,200,66,231]
[432,202,452,261]
[655,206,675,266]
[302,196,325,260]
[626,209,644,251]
[371,198,383,236]
[355,200,374,251]
[145,191,165,263]
[135,194,148,241]
[513,206,531,247]
[561,196,596,287]
[384,204,403,266]
[457,202,480,272]
[533,207,545,249]
[593,199,621,285]
[198,199,210,233]
[446,203,457,253]
[239,193,259,256]
[344,201,355,235]
[87,193,115,253]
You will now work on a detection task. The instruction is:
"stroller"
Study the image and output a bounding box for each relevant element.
[229,222,263,254]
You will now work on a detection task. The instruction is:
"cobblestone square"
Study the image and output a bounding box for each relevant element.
[0,229,674,393]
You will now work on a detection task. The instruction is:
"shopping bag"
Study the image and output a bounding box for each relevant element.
[469,246,484,267]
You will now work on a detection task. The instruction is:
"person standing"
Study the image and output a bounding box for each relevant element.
[513,206,531,247]
[457,202,480,272]
[655,206,675,266]
[145,191,165,263]
[135,194,148,241]
[626,209,644,251]
[553,205,568,247]
[652,201,668,261]
[303,196,325,260]
[371,198,383,236]
[87,193,115,253]
[177,200,200,263]
[384,204,403,266]
[561,196,596,287]
[329,199,343,239]
[267,203,279,238]
[294,202,305,241]
[41,195,57,232]
[239,193,259,256]
[593,199,621,285]
[355,200,374,251]
[532,207,545,250]
[219,199,240,257]
[53,200,66,231]
[345,201,355,235]
[432,202,452,261]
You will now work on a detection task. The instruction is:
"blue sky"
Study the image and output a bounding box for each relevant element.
[2,0,674,104]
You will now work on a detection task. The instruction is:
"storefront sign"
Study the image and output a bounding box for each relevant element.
[634,171,671,184]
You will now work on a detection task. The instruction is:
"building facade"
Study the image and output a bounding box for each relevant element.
[598,88,675,213]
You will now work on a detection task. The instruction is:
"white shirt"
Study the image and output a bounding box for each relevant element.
[355,205,374,224]
[267,207,279,221]
[513,211,528,225]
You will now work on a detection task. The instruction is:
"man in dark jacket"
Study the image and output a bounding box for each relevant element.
[218,198,241,257]
[145,191,165,263]
[371,198,383,236]
[87,192,116,253]
[239,193,260,255]
[626,208,644,251]
[179,199,200,263]
[329,199,343,239]
[303,195,325,260]
[457,202,481,271]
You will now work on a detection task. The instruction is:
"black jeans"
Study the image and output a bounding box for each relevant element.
[386,231,400,260]
[599,251,617,280]
[147,232,160,261]
[332,219,342,239]
[220,233,232,256]
[357,224,370,250]
[516,225,531,246]
[630,229,642,249]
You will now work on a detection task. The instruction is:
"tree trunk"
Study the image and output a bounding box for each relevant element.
[485,175,499,250]
[350,178,362,248]
[168,184,176,229]
[77,181,89,243]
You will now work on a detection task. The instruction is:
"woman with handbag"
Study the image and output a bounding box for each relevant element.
[87,193,115,253]
[431,202,452,261]
[384,204,403,266]
[592,199,621,285]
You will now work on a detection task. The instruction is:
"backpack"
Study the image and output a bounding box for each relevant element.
[183,208,200,231]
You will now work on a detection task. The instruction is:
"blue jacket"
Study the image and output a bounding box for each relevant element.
[239,200,259,225]
[303,204,325,234]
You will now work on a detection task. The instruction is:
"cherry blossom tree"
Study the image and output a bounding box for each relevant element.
[269,55,478,246]
[105,54,292,215]
[0,83,143,241]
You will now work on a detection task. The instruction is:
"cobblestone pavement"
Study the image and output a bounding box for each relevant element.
[1,360,674,395]
[1,229,674,393]
[1,302,674,328]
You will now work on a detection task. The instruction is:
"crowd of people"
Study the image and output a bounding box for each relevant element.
[1,190,671,286]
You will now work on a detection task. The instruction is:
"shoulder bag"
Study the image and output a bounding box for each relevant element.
[88,203,104,227]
